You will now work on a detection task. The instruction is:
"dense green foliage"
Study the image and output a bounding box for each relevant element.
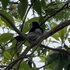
[0,0,70,70]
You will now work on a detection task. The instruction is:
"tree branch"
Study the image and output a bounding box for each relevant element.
[40,45,70,55]
[0,65,7,68]
[36,20,70,45]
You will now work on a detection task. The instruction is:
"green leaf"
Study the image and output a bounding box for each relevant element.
[45,68,52,70]
[24,41,30,46]
[3,51,11,59]
[41,0,46,8]
[44,2,62,16]
[51,22,67,41]
[63,56,70,70]
[33,0,42,15]
[40,54,46,62]
[8,40,17,57]
[17,44,22,53]
[18,0,28,19]
[0,33,13,43]
[58,27,67,41]
[19,61,31,70]
[1,0,9,9]
[52,33,59,40]
[46,51,59,65]
[68,38,70,42]
[53,59,64,70]
[0,17,5,26]
[51,22,59,40]
[31,68,37,70]
[46,51,64,70]
[51,22,57,28]
[0,10,14,29]
[55,9,70,21]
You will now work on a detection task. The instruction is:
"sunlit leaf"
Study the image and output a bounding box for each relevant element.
[40,54,46,62]
[51,22,57,28]
[51,22,67,40]
[0,33,13,43]
[52,32,59,40]
[51,22,59,40]
[24,41,30,46]
[58,27,67,41]
[3,51,11,59]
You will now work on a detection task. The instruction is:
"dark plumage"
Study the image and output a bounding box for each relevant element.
[15,35,24,42]
[15,22,43,42]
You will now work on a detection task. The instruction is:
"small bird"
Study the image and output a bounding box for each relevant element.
[15,22,43,42]
[27,22,43,41]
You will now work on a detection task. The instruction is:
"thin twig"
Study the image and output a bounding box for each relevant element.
[21,0,36,31]
[0,65,7,68]
[37,20,70,45]
[10,42,23,62]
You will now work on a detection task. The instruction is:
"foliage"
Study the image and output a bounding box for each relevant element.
[0,0,70,70]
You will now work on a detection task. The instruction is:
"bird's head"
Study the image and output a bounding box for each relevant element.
[32,21,40,28]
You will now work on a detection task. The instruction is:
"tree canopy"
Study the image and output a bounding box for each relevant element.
[0,0,70,70]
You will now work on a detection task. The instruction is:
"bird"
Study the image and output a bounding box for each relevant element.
[15,21,43,42]
[27,22,43,41]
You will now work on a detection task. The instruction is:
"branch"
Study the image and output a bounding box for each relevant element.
[40,1,69,26]
[0,65,7,68]
[40,45,70,55]
[9,2,19,4]
[36,20,70,45]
